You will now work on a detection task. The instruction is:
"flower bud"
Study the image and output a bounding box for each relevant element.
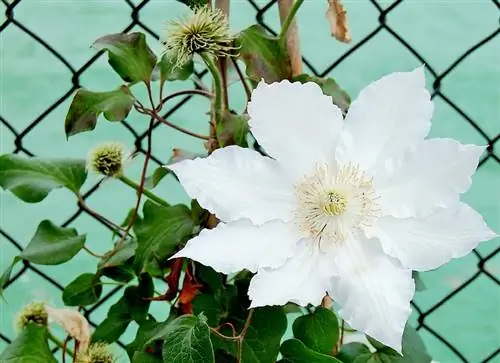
[87,142,126,177]
[75,343,116,363]
[161,6,238,69]
[16,302,48,329]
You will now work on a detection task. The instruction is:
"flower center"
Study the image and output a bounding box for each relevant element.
[294,163,379,244]
[323,191,348,216]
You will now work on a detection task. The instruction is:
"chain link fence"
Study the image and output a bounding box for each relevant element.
[0,0,499,362]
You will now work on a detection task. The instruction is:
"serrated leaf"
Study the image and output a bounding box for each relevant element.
[292,307,339,354]
[160,314,215,363]
[64,86,135,137]
[292,74,351,115]
[92,32,157,83]
[280,339,343,363]
[238,24,292,84]
[0,256,21,299]
[215,306,287,363]
[0,323,57,363]
[62,273,102,306]
[217,112,249,147]
[158,53,194,83]
[134,201,194,273]
[0,154,87,203]
[20,220,85,265]
[336,342,371,363]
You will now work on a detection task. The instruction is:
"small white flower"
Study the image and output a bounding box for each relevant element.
[169,67,497,352]
[45,305,91,351]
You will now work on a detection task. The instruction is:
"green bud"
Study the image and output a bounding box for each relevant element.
[87,142,126,177]
[161,6,238,69]
[16,302,48,330]
[76,342,116,363]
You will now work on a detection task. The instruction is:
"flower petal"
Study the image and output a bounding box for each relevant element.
[248,239,331,308]
[171,219,299,274]
[367,203,497,271]
[336,67,433,170]
[375,138,485,218]
[169,145,295,225]
[248,80,344,177]
[328,233,414,353]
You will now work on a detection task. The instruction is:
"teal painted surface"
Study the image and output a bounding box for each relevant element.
[0,1,498,362]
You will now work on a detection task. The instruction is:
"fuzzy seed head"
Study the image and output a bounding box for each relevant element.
[16,302,48,329]
[76,343,116,363]
[161,6,238,69]
[88,142,126,177]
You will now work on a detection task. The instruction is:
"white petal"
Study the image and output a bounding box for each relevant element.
[336,67,433,170]
[329,233,414,353]
[367,203,497,271]
[171,219,299,274]
[248,80,344,177]
[169,145,295,225]
[376,138,485,218]
[248,239,331,308]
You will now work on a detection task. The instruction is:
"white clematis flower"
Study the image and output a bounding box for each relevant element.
[169,67,497,352]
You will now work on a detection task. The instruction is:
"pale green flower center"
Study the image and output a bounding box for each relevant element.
[323,190,348,216]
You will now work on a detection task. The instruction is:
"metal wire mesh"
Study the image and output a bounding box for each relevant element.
[0,0,499,362]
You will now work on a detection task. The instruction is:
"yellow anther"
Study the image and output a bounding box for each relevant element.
[323,191,347,216]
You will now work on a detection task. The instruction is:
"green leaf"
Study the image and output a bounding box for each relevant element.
[91,315,130,344]
[64,86,135,137]
[0,256,21,299]
[280,339,343,363]
[133,351,163,363]
[134,201,194,273]
[336,342,371,363]
[413,271,426,292]
[144,167,170,190]
[0,154,87,203]
[216,306,287,363]
[20,220,85,265]
[176,0,208,10]
[62,273,102,306]
[292,307,339,354]
[126,317,162,360]
[158,53,194,83]
[100,239,137,269]
[238,25,292,84]
[292,74,351,115]
[365,324,432,363]
[99,239,137,282]
[192,293,224,326]
[92,32,157,83]
[217,112,249,147]
[0,323,57,363]
[161,314,215,363]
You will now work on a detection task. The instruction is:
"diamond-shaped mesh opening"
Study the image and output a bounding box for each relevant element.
[1,0,498,361]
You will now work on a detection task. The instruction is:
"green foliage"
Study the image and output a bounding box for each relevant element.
[280,339,343,363]
[0,256,21,298]
[0,323,57,363]
[176,0,208,10]
[217,111,249,147]
[292,307,340,355]
[292,74,351,115]
[62,273,103,306]
[158,53,194,84]
[156,314,215,363]
[238,24,292,85]
[92,32,157,84]
[134,200,195,273]
[20,220,86,265]
[363,324,432,363]
[0,154,86,203]
[336,343,371,363]
[64,86,135,137]
[413,271,426,292]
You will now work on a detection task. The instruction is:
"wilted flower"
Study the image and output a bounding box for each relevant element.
[45,305,91,351]
[161,6,237,69]
[87,142,127,177]
[16,302,48,329]
[169,67,497,352]
[75,342,116,363]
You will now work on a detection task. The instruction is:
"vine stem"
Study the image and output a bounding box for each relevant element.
[138,108,210,140]
[119,175,169,207]
[157,89,213,111]
[278,0,305,40]
[76,194,126,236]
[48,331,74,358]
[231,57,252,104]
[82,246,105,258]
